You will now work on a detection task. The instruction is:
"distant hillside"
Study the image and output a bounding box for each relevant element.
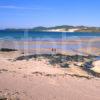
[1,25,100,32]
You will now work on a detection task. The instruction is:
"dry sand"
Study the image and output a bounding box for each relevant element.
[0,52,100,100]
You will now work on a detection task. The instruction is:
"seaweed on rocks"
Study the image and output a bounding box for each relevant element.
[14,54,96,68]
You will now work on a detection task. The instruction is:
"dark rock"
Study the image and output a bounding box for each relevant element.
[0,48,17,52]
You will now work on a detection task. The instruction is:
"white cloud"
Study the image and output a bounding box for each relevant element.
[0,5,49,10]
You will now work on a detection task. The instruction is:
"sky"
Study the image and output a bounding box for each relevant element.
[0,0,100,28]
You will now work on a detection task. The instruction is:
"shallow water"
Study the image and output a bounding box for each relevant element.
[0,31,100,55]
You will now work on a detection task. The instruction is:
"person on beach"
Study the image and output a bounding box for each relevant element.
[51,48,56,54]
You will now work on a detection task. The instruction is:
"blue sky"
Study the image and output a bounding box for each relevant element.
[0,0,100,28]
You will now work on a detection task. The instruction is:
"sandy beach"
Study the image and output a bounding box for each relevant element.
[0,0,100,100]
[0,0,100,99]
[0,50,100,100]
[0,38,100,100]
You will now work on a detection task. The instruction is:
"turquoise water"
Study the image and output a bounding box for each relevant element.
[0,31,100,40]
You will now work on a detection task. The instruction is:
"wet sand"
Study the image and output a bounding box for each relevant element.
[0,38,100,56]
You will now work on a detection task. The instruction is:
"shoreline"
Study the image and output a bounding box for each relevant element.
[0,38,100,56]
